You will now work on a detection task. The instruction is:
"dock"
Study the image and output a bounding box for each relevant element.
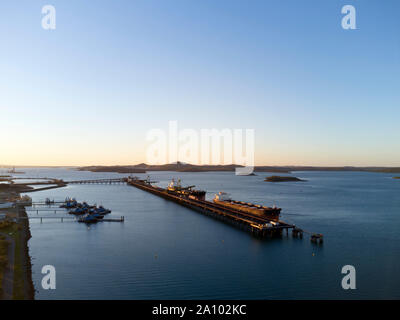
[98,217,124,222]
[126,178,297,238]
[11,177,321,240]
[26,209,67,213]
[22,201,125,224]
[66,178,127,185]
[17,216,124,223]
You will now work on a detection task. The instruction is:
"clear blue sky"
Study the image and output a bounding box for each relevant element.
[1,0,399,166]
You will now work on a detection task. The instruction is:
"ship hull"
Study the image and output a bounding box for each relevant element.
[167,189,206,201]
[213,199,281,220]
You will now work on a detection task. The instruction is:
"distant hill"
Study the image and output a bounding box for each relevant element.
[78,163,400,174]
[78,166,146,173]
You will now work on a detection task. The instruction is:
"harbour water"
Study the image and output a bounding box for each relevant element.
[15,168,400,299]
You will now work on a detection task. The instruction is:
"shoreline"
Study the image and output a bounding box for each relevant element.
[18,206,35,300]
[0,187,35,300]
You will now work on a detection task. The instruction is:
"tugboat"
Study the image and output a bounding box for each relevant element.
[60,198,78,209]
[81,202,96,210]
[78,211,104,223]
[90,212,104,220]
[69,207,87,215]
[213,192,281,220]
[166,179,206,201]
[78,214,98,223]
[91,205,111,215]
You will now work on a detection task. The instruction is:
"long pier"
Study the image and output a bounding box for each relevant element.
[66,178,127,185]
[127,178,296,238]
[26,209,67,213]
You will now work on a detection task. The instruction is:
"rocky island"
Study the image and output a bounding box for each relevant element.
[265,176,306,182]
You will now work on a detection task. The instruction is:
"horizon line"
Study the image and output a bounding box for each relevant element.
[1,163,400,169]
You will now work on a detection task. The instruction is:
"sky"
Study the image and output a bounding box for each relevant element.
[0,0,399,166]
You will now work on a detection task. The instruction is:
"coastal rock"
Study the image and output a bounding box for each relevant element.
[264,176,306,182]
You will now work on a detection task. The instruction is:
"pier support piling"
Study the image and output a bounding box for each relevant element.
[310,234,323,244]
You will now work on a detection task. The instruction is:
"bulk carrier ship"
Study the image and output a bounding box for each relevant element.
[166,178,206,201]
[125,176,310,239]
[213,192,281,221]
[165,180,281,221]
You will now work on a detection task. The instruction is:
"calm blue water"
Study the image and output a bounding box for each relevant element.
[13,168,400,299]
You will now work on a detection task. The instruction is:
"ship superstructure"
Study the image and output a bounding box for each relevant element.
[167,178,206,201]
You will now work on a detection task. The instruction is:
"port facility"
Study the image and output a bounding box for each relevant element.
[126,177,298,238]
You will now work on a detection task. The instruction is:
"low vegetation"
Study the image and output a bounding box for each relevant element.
[0,220,14,230]
[0,234,10,298]
[0,219,25,299]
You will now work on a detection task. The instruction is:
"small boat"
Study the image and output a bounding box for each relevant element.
[45,198,54,205]
[88,205,111,215]
[69,207,87,215]
[60,198,78,208]
[82,202,96,209]
[78,213,102,223]
[91,213,104,220]
[78,214,98,223]
[96,206,112,215]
